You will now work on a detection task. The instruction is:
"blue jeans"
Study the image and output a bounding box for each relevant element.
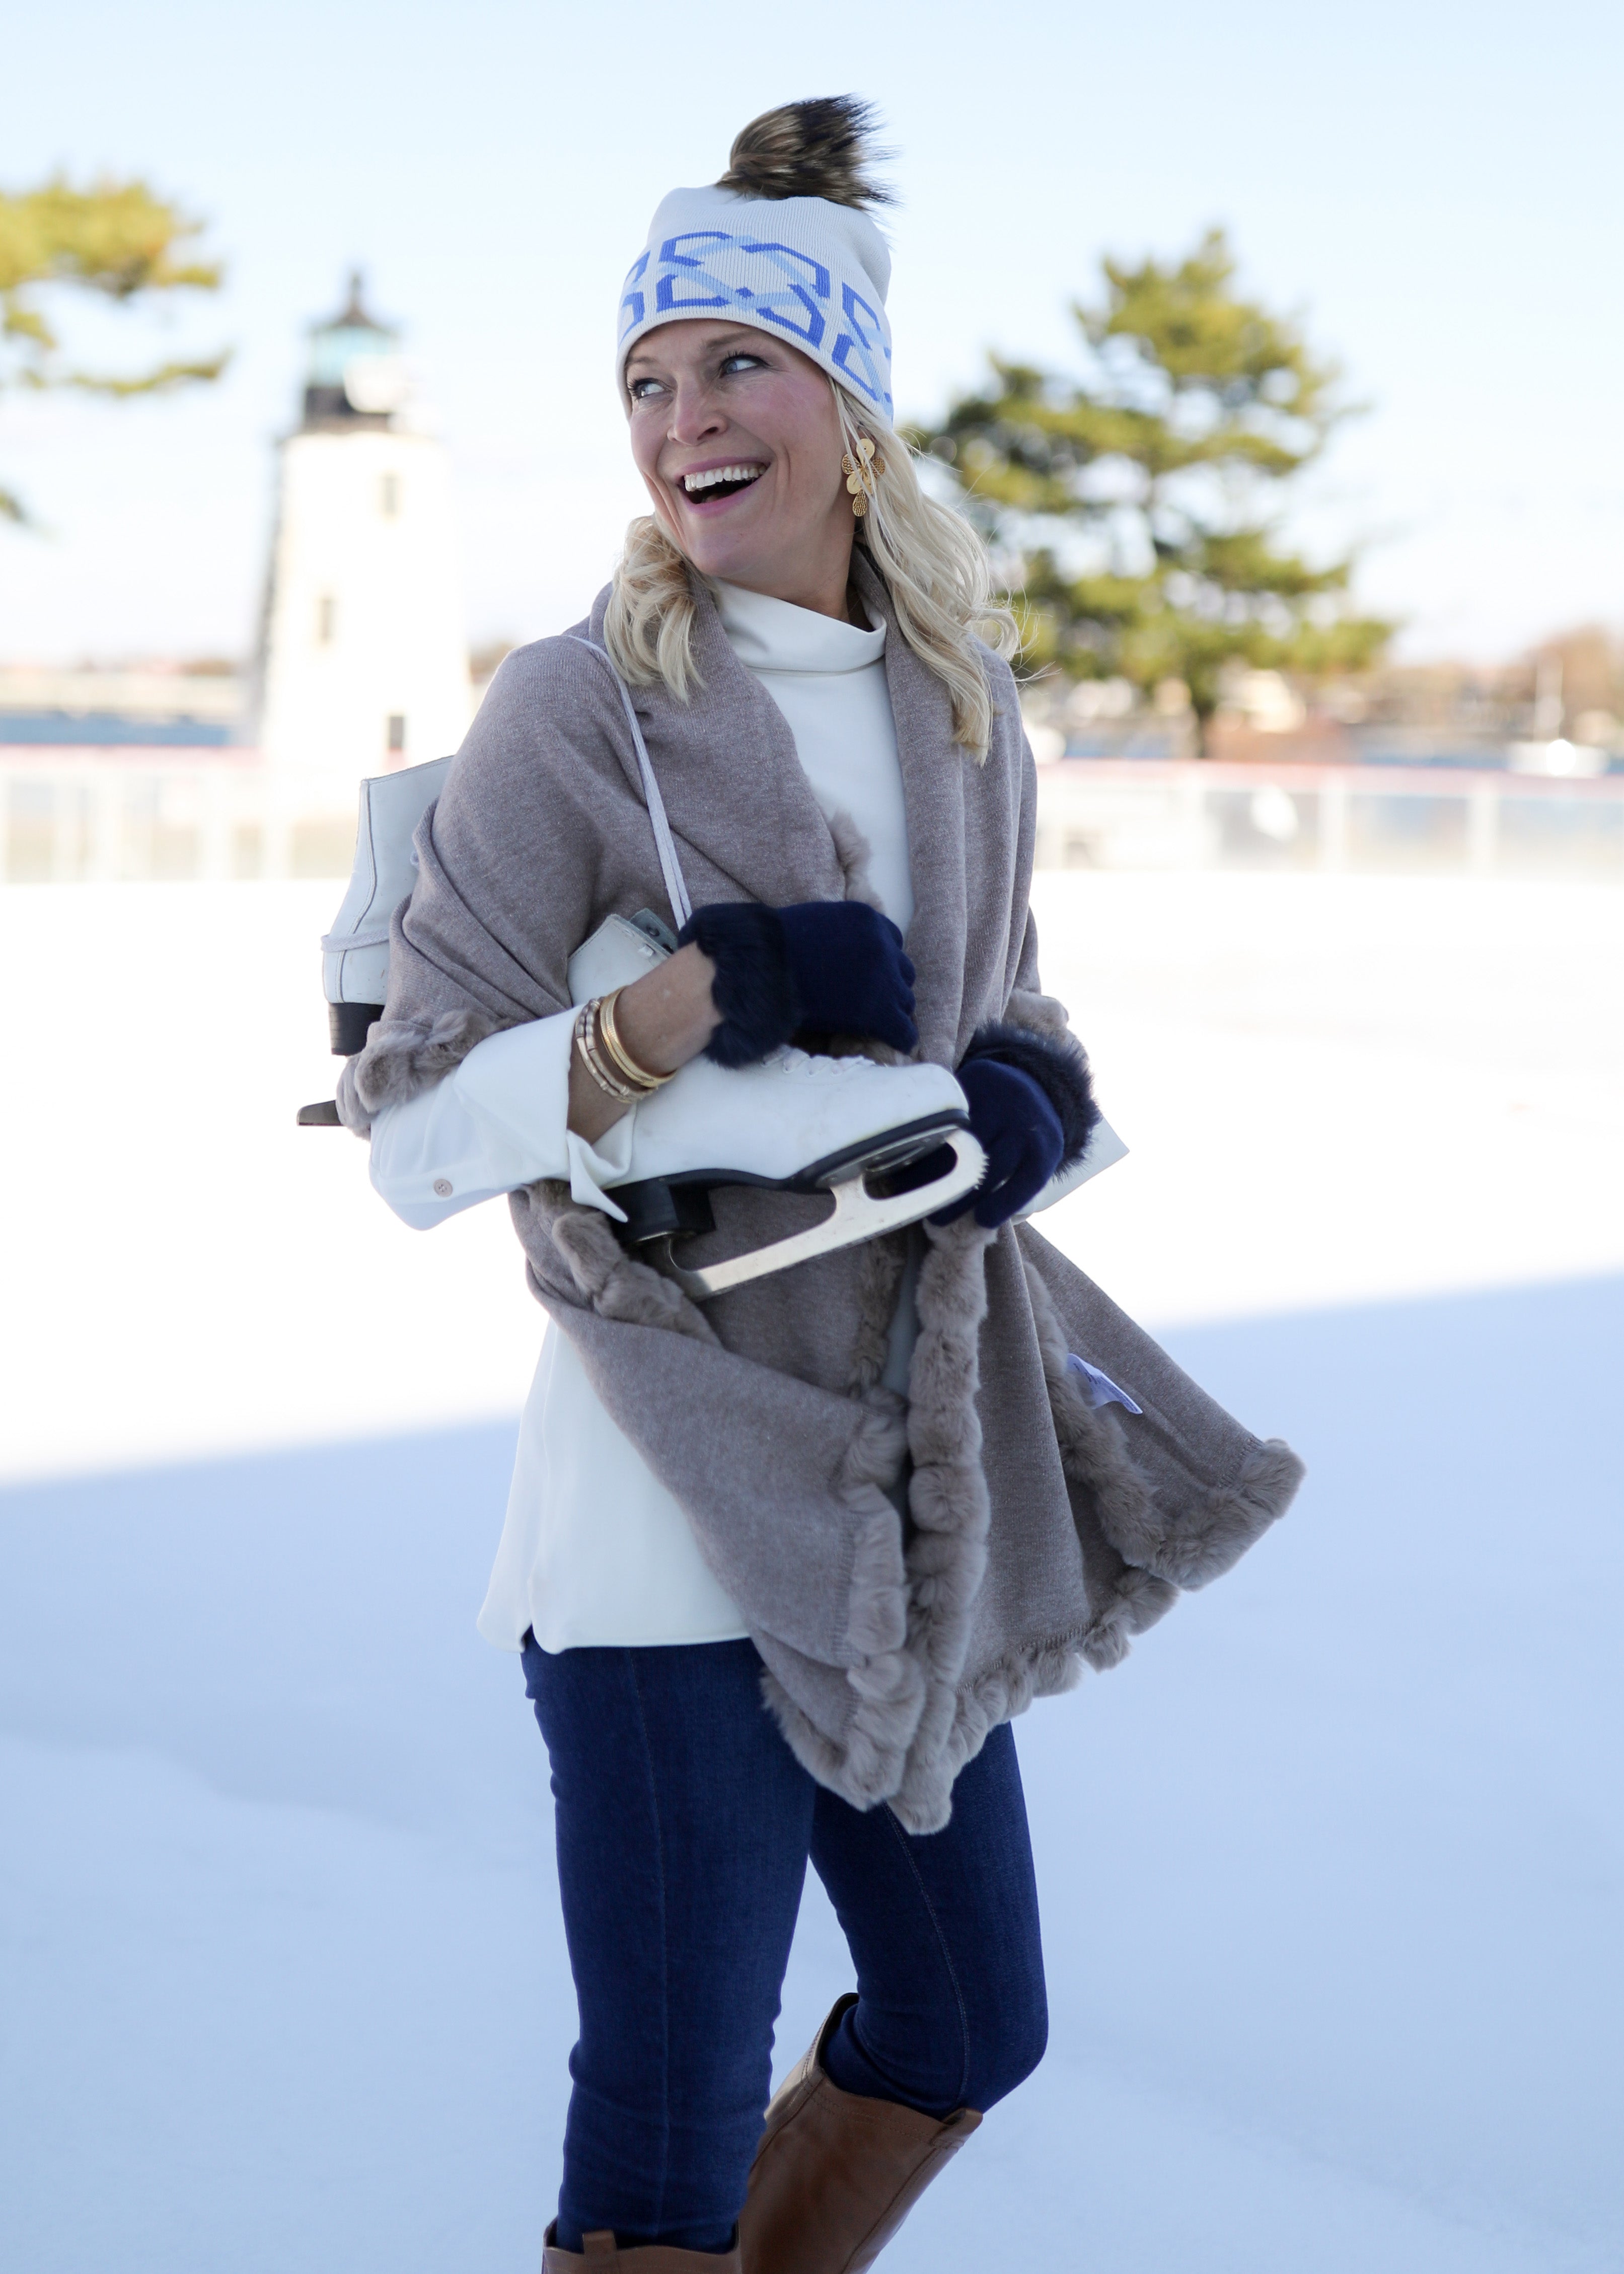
[522,1635,1047,2253]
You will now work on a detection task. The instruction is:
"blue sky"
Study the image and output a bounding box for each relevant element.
[4,0,1620,664]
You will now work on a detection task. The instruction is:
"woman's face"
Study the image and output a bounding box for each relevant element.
[624,319,856,615]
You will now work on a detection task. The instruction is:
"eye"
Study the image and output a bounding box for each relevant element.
[719,352,764,377]
[627,374,665,402]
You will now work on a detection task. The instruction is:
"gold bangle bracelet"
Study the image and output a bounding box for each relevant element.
[573,1000,645,1105]
[597,987,673,1091]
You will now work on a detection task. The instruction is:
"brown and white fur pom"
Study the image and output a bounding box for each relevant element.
[716,96,893,211]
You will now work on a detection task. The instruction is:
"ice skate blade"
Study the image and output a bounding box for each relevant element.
[656,1126,987,1301]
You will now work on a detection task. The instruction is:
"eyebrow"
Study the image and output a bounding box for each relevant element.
[625,327,765,372]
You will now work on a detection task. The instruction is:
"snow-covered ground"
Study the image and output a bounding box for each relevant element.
[3,873,1621,2270]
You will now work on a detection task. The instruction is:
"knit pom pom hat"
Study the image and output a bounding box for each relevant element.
[617,97,897,428]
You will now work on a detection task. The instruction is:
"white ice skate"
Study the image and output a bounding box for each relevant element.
[319,754,452,1055]
[604,1048,986,1299]
[566,912,984,1299]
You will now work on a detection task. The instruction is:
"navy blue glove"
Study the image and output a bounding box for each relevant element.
[960,1020,1099,1169]
[932,1057,1065,1229]
[777,900,916,1052]
[679,899,917,1068]
[677,903,796,1069]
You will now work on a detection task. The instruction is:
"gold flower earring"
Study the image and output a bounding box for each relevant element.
[842,435,883,518]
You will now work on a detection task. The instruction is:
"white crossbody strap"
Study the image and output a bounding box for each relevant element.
[567,635,693,931]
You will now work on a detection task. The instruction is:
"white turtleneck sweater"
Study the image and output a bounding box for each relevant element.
[368,583,911,1653]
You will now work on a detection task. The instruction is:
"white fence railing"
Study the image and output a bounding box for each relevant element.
[1033,758,1624,876]
[5,747,1624,884]
[0,750,355,884]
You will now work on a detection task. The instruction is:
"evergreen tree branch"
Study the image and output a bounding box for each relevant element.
[0,175,228,529]
[910,226,1391,738]
[0,177,227,396]
[58,351,233,397]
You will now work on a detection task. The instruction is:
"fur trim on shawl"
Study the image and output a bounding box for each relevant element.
[759,1217,996,1832]
[827,808,887,912]
[524,1179,718,1345]
[1023,1257,1304,1599]
[890,1219,995,1828]
[1003,987,1073,1044]
[897,1254,1303,1823]
[336,1007,495,1134]
[1023,1261,1181,1668]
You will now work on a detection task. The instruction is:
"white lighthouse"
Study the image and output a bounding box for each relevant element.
[255,276,471,829]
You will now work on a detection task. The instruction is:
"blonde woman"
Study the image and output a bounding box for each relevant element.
[342,98,1302,2273]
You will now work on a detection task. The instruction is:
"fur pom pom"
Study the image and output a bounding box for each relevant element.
[717,96,894,211]
[962,1019,1100,1170]
[349,1007,495,1124]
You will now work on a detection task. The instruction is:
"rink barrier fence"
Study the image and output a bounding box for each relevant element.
[3,748,1624,884]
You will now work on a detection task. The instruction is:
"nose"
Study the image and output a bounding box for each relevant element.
[666,375,726,447]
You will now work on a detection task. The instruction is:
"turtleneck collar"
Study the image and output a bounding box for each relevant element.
[713,580,887,676]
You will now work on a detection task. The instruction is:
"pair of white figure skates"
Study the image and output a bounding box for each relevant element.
[302,657,1123,1297]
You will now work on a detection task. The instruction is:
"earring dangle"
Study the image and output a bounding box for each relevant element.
[842,436,883,518]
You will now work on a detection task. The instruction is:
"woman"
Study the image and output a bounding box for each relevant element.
[341,98,1302,2273]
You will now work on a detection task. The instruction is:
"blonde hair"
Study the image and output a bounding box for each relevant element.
[604,381,1017,760]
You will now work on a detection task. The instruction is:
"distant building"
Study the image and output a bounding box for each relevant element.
[0,667,242,747]
[253,274,470,809]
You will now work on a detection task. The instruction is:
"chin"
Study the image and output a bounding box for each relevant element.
[671,521,765,585]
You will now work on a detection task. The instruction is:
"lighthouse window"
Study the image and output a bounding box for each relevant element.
[317,594,336,645]
[387,714,407,755]
[380,472,400,518]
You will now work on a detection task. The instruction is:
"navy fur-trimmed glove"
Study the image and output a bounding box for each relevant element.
[960,1020,1099,1170]
[932,1019,1099,1230]
[931,1059,1063,1229]
[678,899,918,1068]
[676,903,796,1069]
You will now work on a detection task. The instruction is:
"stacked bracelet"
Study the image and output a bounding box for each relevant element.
[598,988,673,1092]
[573,990,673,1105]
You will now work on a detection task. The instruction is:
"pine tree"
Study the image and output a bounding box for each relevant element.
[908,229,1392,749]
[1,178,229,524]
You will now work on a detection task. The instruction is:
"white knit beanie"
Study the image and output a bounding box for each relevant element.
[616,101,896,429]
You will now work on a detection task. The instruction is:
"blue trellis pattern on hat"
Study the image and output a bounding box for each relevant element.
[618,203,895,422]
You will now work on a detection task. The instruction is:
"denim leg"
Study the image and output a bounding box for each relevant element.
[523,1637,816,2251]
[808,1721,1049,2117]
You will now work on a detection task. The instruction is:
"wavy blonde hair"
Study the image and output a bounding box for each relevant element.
[604,380,1017,761]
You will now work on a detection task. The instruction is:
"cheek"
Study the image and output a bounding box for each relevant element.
[798,446,848,520]
[789,403,846,508]
[627,413,663,483]
[748,372,844,498]
[762,420,839,505]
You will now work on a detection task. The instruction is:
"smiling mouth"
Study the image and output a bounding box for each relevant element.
[681,463,765,503]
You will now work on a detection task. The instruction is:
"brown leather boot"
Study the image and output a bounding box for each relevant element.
[543,2222,742,2271]
[739,1994,981,2274]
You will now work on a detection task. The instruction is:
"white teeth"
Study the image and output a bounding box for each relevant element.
[682,464,764,495]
